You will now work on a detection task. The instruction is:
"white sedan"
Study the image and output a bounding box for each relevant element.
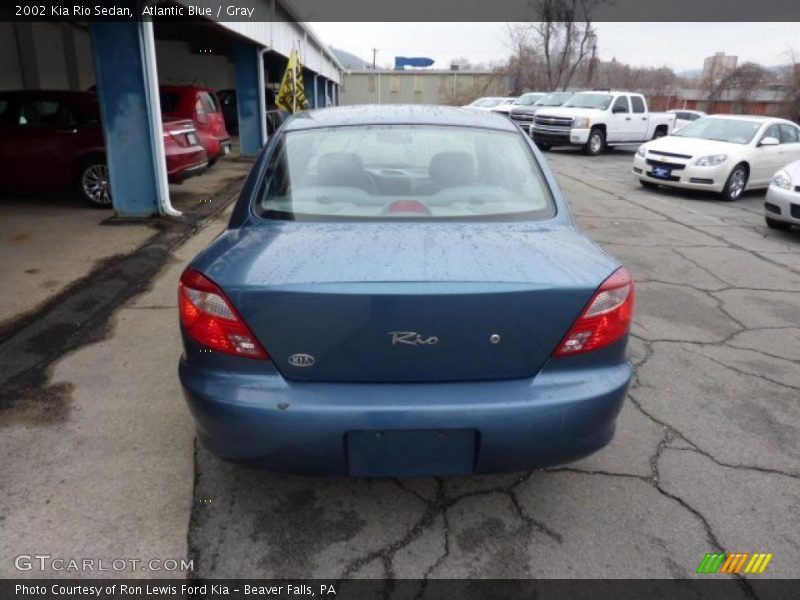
[765,159,800,230]
[463,97,514,112]
[632,115,800,201]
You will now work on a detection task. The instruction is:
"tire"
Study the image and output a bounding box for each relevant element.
[208,156,218,167]
[583,128,605,156]
[652,127,667,140]
[720,164,748,202]
[78,158,112,208]
[639,179,659,190]
[765,217,790,230]
[537,143,551,151]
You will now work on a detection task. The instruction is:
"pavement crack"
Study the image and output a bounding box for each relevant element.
[342,472,563,581]
[507,486,563,544]
[557,170,800,277]
[628,392,800,480]
[684,347,800,392]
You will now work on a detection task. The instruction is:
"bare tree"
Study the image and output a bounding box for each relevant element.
[590,60,676,95]
[702,62,773,113]
[535,0,604,91]
[503,23,548,93]
[782,49,800,122]
[501,0,604,92]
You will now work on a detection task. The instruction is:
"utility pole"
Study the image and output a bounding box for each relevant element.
[372,48,378,70]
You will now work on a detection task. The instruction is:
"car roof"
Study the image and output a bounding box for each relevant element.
[574,90,639,96]
[284,105,520,132]
[705,114,782,123]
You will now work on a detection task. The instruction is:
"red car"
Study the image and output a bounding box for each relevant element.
[160,86,231,165]
[0,90,208,207]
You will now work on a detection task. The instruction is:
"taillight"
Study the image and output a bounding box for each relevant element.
[554,267,634,356]
[178,269,268,360]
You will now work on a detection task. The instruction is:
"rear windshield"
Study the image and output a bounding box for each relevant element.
[255,125,555,222]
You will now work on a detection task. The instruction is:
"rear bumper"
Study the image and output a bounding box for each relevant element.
[169,161,208,184]
[179,354,632,476]
[166,146,208,184]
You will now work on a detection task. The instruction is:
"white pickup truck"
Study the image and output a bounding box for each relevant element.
[531,91,676,155]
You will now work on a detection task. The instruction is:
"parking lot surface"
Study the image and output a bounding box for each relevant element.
[189,148,800,584]
[1,147,798,585]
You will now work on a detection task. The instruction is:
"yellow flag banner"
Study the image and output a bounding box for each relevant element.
[276,50,309,113]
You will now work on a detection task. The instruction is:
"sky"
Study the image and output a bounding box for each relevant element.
[309,22,800,72]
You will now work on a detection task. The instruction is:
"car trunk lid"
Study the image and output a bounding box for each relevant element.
[199,223,619,383]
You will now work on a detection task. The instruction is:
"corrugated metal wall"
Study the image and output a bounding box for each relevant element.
[340,71,510,106]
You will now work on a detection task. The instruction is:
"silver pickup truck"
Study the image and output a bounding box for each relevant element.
[531,91,676,155]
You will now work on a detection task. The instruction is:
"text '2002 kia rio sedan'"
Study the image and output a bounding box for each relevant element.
[178,105,634,477]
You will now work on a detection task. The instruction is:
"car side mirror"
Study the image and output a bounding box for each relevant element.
[759,136,779,147]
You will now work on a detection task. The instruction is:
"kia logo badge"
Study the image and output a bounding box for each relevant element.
[288,353,316,367]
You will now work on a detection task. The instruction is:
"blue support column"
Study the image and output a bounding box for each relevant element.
[234,41,264,157]
[315,76,324,108]
[89,21,163,217]
[303,69,315,108]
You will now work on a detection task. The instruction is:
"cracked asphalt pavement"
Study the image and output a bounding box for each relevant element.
[189,148,800,582]
[2,147,798,586]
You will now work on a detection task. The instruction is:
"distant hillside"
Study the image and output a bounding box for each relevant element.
[330,47,369,70]
[679,64,791,80]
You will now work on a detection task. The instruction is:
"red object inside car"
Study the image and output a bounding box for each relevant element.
[386,200,432,215]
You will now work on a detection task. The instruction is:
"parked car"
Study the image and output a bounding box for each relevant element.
[217,88,283,136]
[160,85,231,165]
[765,158,800,229]
[0,90,207,207]
[463,97,514,111]
[668,109,706,132]
[531,91,676,155]
[633,115,800,201]
[506,92,548,124]
[177,105,634,476]
[490,96,522,115]
[508,91,575,129]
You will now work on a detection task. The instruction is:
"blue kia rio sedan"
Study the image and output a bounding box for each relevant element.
[178,105,634,477]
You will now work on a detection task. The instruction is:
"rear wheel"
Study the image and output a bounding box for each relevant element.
[652,127,667,140]
[583,128,605,156]
[720,164,748,202]
[765,217,790,230]
[78,158,112,208]
[537,143,551,151]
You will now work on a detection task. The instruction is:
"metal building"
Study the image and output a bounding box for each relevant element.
[340,69,511,106]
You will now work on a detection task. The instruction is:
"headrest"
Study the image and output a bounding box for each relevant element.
[429,151,475,188]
